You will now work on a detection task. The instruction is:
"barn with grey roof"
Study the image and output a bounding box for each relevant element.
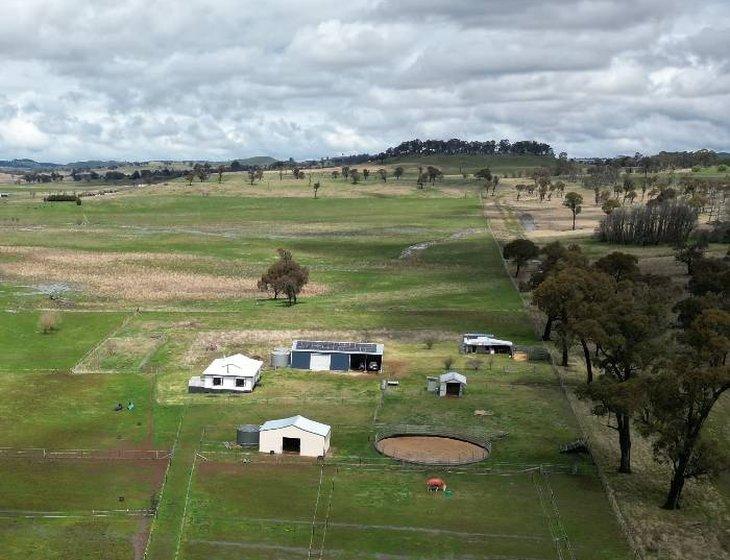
[289,340,384,372]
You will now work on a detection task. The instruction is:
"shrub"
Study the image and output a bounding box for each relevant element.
[43,194,81,204]
[443,356,454,370]
[38,311,61,334]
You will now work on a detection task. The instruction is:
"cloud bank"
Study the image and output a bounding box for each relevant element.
[0,0,728,161]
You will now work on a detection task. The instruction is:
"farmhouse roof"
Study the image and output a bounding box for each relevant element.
[462,334,513,347]
[440,372,467,385]
[202,354,263,378]
[260,415,331,437]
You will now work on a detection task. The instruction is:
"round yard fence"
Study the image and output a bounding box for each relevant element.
[374,426,491,465]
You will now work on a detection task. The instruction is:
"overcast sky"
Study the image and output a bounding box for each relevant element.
[1,0,728,162]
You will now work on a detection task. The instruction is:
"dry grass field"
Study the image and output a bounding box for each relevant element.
[0,246,326,303]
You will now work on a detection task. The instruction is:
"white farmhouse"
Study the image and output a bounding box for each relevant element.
[460,333,514,356]
[258,415,331,457]
[188,353,263,394]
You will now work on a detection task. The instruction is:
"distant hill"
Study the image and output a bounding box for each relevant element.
[233,156,278,167]
[0,158,62,171]
[64,160,124,170]
[0,155,279,172]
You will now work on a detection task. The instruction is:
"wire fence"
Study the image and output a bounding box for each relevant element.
[374,424,492,449]
[0,508,154,519]
[192,448,591,475]
[373,427,490,466]
[531,468,576,560]
[0,447,171,461]
[484,202,646,560]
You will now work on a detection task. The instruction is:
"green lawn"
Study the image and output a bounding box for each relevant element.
[0,459,164,560]
[0,311,124,372]
[0,176,634,559]
[181,462,630,560]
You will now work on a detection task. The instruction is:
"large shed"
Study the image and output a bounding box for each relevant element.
[439,372,467,397]
[290,340,384,372]
[461,333,514,356]
[188,353,263,394]
[258,415,331,457]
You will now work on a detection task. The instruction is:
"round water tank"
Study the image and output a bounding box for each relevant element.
[236,424,260,446]
[270,348,290,369]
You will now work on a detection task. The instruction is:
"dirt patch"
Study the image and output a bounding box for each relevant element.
[399,228,482,259]
[0,246,326,302]
[182,329,455,367]
[376,435,489,465]
[485,184,604,241]
[132,516,152,560]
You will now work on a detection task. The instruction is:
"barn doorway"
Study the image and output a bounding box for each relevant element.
[282,437,301,454]
[445,382,461,396]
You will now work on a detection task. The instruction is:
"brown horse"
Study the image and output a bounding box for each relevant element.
[426,477,446,492]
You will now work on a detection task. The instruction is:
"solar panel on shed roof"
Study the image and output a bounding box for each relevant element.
[295,340,378,353]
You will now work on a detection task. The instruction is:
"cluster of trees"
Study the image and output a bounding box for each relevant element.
[376,138,554,160]
[67,167,189,184]
[597,200,698,245]
[257,249,309,305]
[508,238,729,510]
[512,169,567,203]
[585,150,726,173]
[415,165,443,188]
[23,171,64,183]
[336,166,393,185]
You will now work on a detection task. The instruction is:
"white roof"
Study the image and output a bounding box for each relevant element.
[260,415,331,437]
[202,353,263,378]
[462,335,513,347]
[440,371,467,384]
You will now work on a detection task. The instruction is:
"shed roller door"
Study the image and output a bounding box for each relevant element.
[309,353,331,371]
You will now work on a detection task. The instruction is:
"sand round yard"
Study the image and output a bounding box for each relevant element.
[376,435,489,465]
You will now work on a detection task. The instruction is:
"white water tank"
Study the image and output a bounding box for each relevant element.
[270,348,290,369]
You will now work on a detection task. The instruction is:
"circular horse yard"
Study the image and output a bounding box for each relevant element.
[375,434,490,465]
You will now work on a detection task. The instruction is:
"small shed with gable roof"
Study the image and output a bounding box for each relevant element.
[258,415,331,457]
[438,372,467,397]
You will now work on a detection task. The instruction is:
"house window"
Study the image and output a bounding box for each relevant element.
[212,377,222,386]
[235,378,246,387]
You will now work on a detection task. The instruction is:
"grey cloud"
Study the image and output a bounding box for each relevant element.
[0,0,728,160]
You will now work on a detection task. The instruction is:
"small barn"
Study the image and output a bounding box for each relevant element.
[290,340,383,372]
[461,333,514,356]
[188,353,263,394]
[258,415,331,457]
[439,372,467,397]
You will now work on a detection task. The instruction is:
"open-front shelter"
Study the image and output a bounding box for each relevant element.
[438,371,467,397]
